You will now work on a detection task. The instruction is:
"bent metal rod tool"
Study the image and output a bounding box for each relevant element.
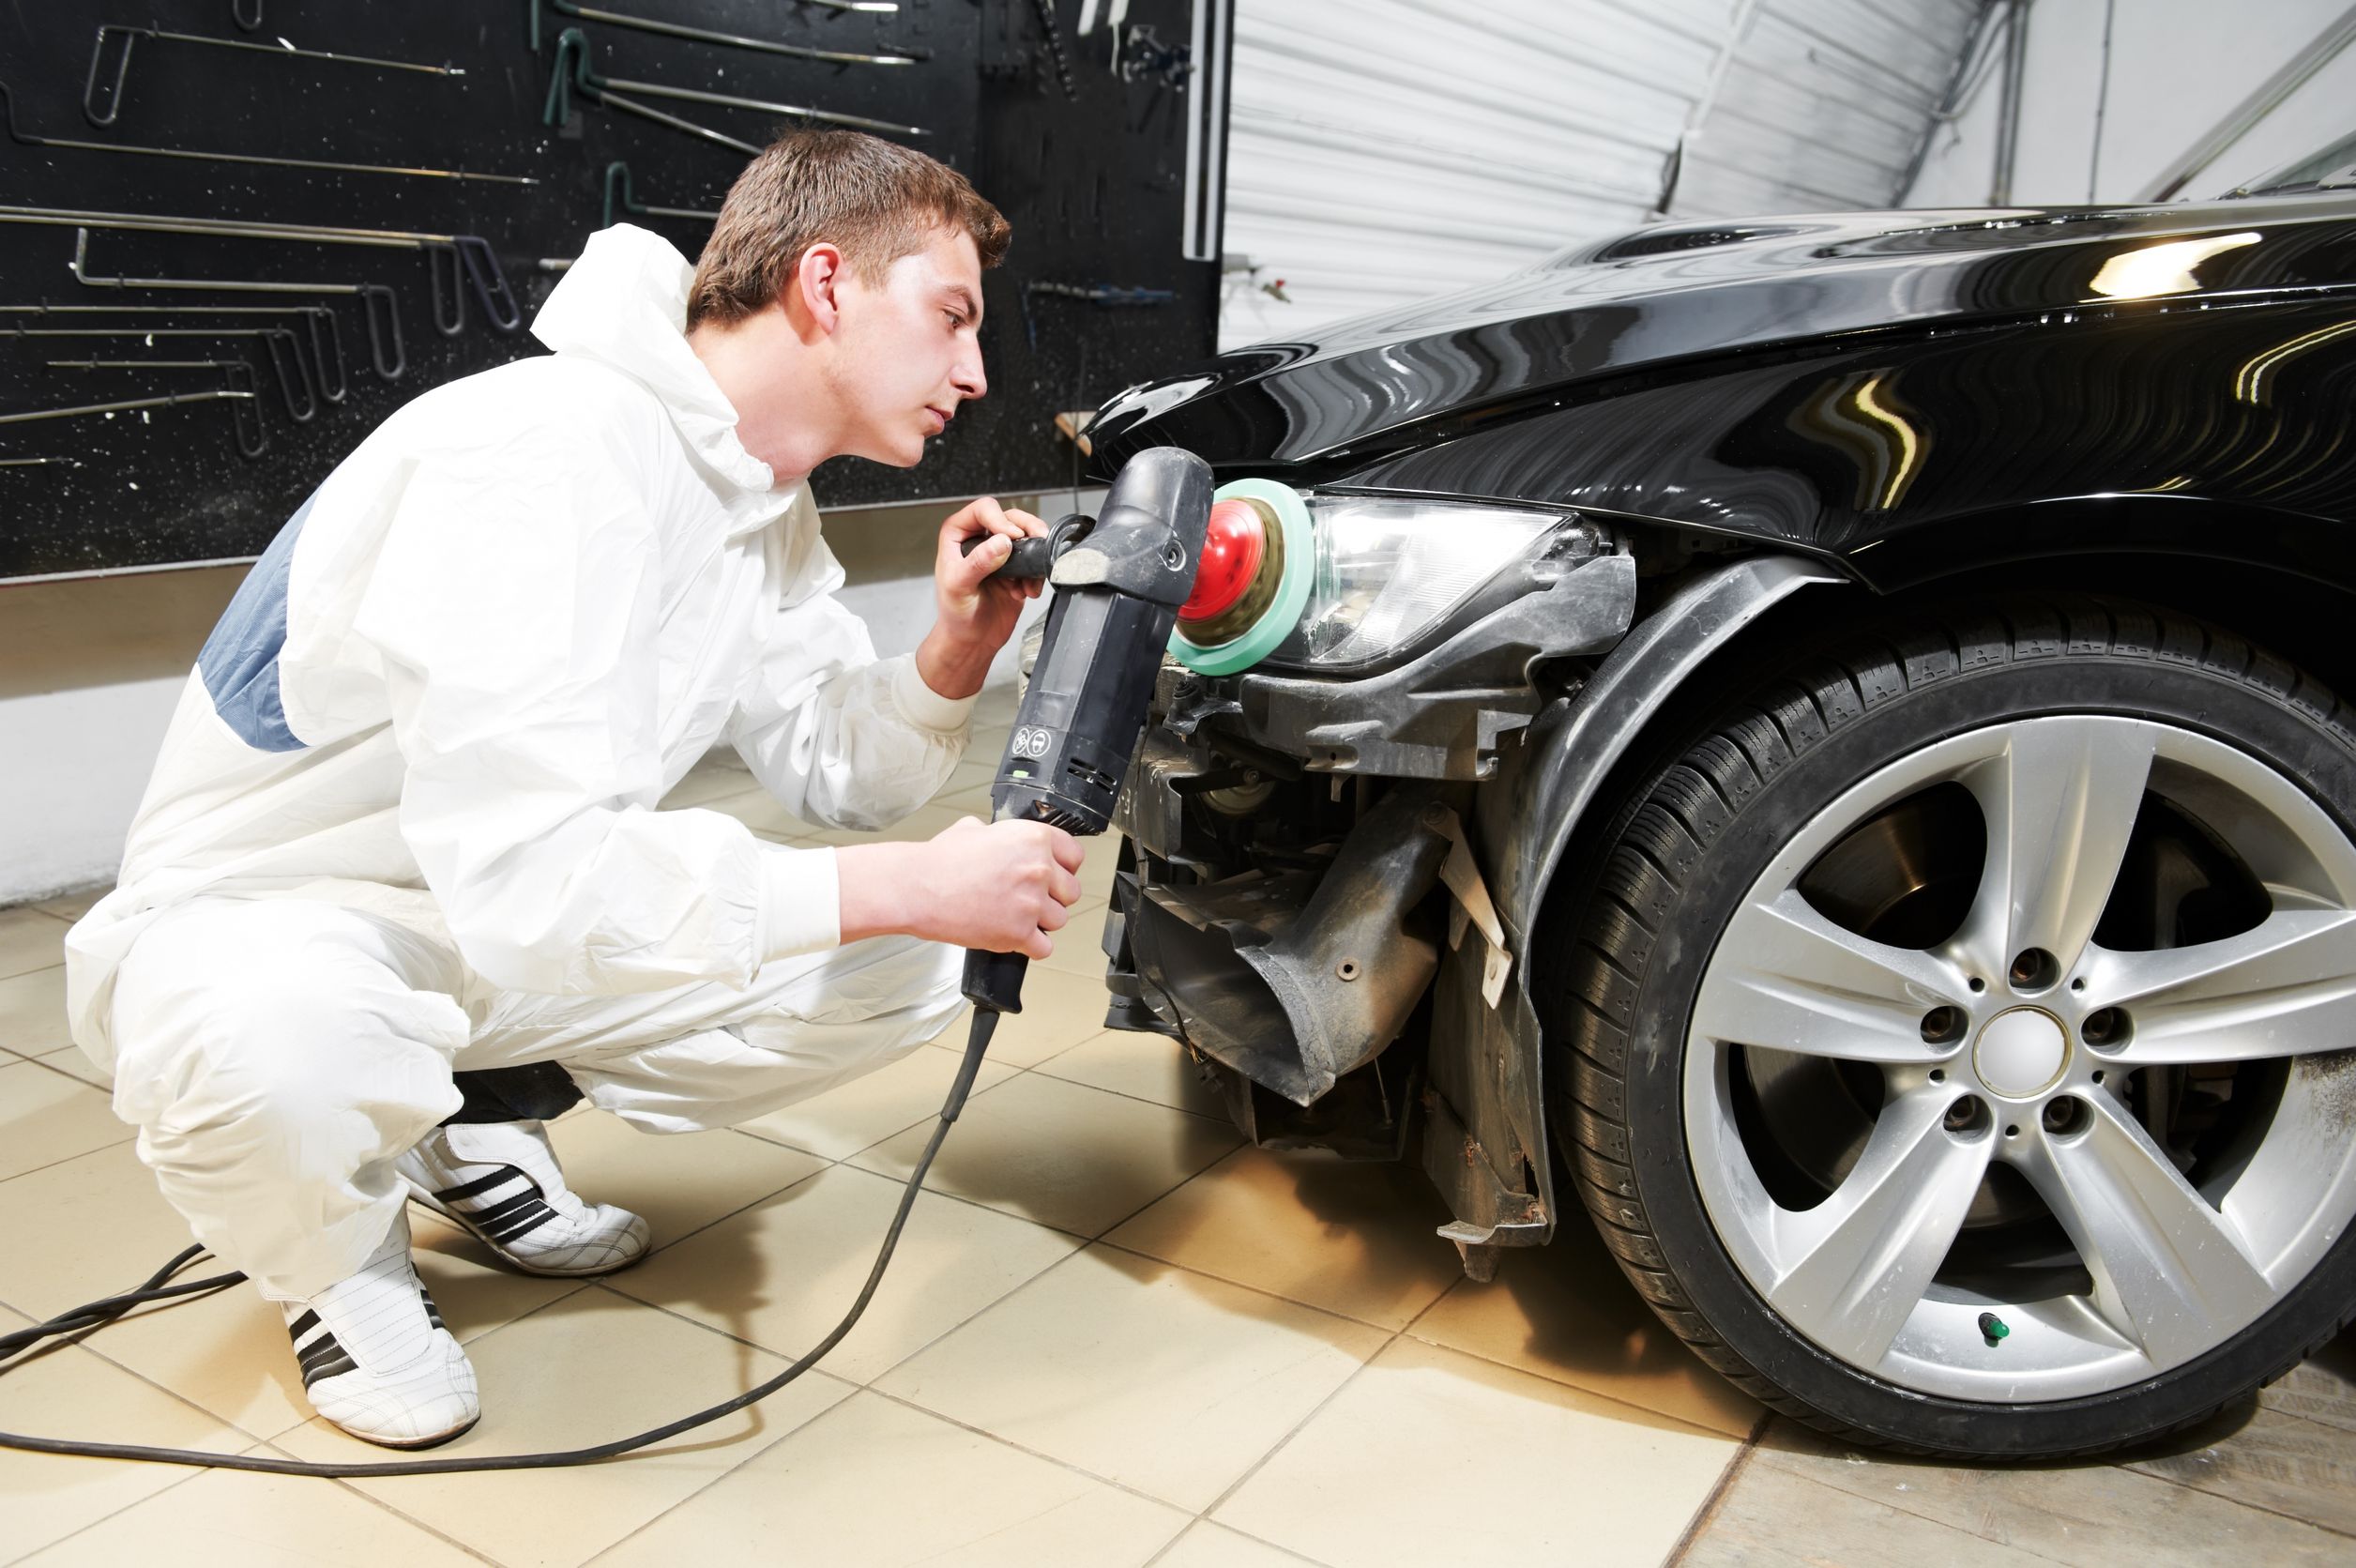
[0,204,520,337]
[602,162,720,228]
[46,357,268,457]
[1,302,366,398]
[2,321,319,423]
[0,385,260,455]
[544,28,928,148]
[69,228,405,381]
[85,23,462,126]
[0,82,536,186]
[528,0,924,66]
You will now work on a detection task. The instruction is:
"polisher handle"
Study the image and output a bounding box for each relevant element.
[961,946,1029,1013]
[961,532,1057,580]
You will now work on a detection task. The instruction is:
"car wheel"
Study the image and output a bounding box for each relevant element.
[1549,594,2356,1457]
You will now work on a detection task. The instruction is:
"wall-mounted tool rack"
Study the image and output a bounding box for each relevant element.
[1,0,1225,580]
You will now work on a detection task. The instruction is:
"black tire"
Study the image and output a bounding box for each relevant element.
[1546,593,2356,1458]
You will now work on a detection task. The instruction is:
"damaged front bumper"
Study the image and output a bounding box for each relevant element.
[1087,547,1637,1264]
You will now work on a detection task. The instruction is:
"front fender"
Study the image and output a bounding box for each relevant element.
[1483,553,1844,965]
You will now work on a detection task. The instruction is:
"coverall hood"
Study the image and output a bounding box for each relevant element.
[533,224,777,507]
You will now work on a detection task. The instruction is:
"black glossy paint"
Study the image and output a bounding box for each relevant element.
[1088,196,2356,591]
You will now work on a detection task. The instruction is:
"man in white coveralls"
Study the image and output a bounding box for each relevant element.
[61,130,1084,1448]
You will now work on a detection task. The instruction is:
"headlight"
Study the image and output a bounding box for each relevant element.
[1169,484,1590,677]
[1270,493,1585,672]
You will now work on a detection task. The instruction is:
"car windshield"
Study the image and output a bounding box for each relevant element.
[2225,129,2356,196]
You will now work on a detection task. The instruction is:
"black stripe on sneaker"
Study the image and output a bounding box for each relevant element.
[434,1165,532,1206]
[286,1309,321,1341]
[296,1332,352,1385]
[464,1188,549,1229]
[301,1350,357,1387]
[479,1200,557,1244]
[418,1287,446,1332]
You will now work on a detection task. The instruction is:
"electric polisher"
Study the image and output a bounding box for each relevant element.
[958,446,1214,1022]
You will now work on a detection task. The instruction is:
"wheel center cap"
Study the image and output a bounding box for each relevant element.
[1973,1008,2070,1098]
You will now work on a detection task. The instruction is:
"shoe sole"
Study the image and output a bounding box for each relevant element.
[403,1189,646,1279]
[333,1408,482,1451]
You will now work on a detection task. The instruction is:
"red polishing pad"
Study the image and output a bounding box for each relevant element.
[1179,497,1268,624]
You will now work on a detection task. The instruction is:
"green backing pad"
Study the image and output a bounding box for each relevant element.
[1170,479,1315,676]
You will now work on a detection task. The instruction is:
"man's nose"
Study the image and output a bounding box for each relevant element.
[954,348,986,403]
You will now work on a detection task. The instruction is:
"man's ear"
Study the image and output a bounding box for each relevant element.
[795,243,847,335]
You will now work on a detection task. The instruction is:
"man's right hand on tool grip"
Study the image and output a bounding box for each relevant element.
[834,816,1084,957]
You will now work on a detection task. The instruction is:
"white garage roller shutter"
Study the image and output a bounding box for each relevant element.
[1217,0,1986,351]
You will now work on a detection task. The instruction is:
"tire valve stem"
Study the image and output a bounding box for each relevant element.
[1978,1311,2012,1344]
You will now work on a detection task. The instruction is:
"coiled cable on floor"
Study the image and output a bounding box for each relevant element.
[0,1008,1002,1477]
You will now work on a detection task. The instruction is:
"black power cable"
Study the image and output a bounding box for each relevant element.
[0,1009,1000,1477]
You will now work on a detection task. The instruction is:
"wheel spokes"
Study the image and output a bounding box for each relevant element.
[1694,889,1962,1062]
[2020,1092,2275,1366]
[1958,719,2158,978]
[2084,908,2356,1065]
[1764,1088,1992,1368]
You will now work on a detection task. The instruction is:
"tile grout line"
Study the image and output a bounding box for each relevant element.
[1169,1226,1491,1539]
[862,1380,1214,1518]
[280,1436,510,1568]
[1661,1409,1771,1567]
[0,1329,321,1563]
[1188,1323,1404,1534]
[3,1458,219,1568]
[1138,1515,1339,1568]
[0,1351,232,1566]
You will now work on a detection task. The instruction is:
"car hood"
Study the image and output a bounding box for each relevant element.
[1086,194,2356,475]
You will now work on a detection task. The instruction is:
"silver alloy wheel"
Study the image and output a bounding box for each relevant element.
[1684,715,2356,1402]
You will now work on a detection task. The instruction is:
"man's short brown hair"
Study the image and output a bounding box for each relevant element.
[686,129,1011,330]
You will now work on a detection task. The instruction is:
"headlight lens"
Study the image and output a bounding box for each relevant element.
[1263,494,1581,671]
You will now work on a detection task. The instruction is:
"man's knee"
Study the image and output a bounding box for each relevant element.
[110,902,466,1142]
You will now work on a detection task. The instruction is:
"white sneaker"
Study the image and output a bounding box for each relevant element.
[282,1210,479,1449]
[396,1119,650,1278]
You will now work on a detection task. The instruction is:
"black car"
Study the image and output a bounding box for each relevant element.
[1066,139,2356,1460]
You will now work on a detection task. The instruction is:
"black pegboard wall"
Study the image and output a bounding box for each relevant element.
[0,0,1219,579]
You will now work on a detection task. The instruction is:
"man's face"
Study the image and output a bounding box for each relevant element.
[826,226,988,467]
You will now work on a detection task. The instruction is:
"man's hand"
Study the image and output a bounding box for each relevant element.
[915,496,1050,701]
[836,815,1085,958]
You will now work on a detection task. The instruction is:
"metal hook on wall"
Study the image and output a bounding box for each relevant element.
[69,227,405,380]
[543,27,928,145]
[3,319,320,423]
[231,0,264,33]
[45,356,268,457]
[526,0,924,65]
[0,386,263,451]
[84,23,464,128]
[0,80,535,186]
[258,327,318,422]
[0,204,521,335]
[602,162,721,228]
[2,300,379,396]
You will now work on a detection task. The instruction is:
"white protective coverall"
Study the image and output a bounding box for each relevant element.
[62,224,972,1300]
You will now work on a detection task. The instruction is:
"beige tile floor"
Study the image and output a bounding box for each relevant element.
[2,727,2352,1566]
